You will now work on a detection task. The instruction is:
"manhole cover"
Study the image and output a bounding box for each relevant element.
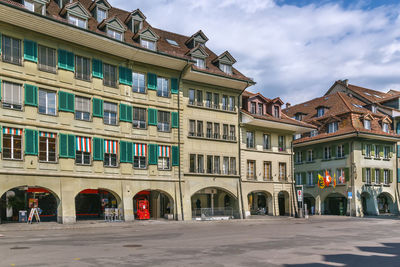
[123,244,142,248]
[10,247,30,250]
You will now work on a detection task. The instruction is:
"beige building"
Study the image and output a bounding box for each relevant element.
[240,92,315,217]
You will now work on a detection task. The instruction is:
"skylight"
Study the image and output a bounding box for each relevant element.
[166,39,179,46]
[365,92,371,96]
[353,104,363,108]
[374,95,382,98]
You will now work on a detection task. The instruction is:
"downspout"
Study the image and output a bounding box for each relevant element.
[291,141,298,218]
[351,132,359,216]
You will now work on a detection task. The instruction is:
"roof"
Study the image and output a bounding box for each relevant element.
[1,0,252,82]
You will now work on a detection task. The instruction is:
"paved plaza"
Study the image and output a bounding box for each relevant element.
[0,216,400,266]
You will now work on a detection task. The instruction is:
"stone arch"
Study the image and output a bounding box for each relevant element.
[323,192,347,215]
[247,190,273,216]
[133,189,175,220]
[360,191,375,216]
[303,193,316,215]
[377,192,395,215]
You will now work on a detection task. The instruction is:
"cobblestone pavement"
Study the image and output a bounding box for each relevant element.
[0,216,400,266]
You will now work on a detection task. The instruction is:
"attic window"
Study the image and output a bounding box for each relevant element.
[374,95,382,98]
[371,105,377,113]
[219,63,232,75]
[141,39,156,51]
[364,119,371,130]
[166,39,179,46]
[327,122,338,133]
[317,107,325,117]
[382,123,389,133]
[56,0,71,8]
[133,20,143,34]
[365,92,371,96]
[107,28,123,41]
[24,0,45,15]
[274,106,280,118]
[97,7,107,23]
[193,57,205,69]
[68,14,87,29]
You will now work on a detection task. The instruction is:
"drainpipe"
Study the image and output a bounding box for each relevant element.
[291,141,298,218]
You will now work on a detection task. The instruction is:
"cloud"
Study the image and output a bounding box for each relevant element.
[109,0,400,104]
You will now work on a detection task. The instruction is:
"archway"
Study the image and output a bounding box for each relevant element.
[360,192,372,216]
[303,194,315,215]
[75,189,120,220]
[191,187,239,219]
[377,192,394,215]
[278,191,289,216]
[133,190,174,220]
[0,186,59,223]
[323,193,347,215]
[247,191,273,215]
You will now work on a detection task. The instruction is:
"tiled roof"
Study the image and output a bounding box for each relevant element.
[0,0,252,82]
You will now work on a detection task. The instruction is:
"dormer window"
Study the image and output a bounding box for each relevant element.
[68,14,87,29]
[24,0,46,15]
[250,102,256,114]
[274,106,280,118]
[97,7,107,23]
[55,0,71,8]
[193,57,205,69]
[258,103,263,115]
[107,29,123,41]
[141,39,156,50]
[317,107,325,117]
[310,130,318,137]
[364,119,371,130]
[295,113,303,121]
[133,20,143,34]
[219,63,232,75]
[371,105,377,113]
[328,122,338,133]
[383,123,389,133]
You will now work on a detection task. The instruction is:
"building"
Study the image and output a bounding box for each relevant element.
[240,92,315,217]
[284,80,400,216]
[0,0,254,223]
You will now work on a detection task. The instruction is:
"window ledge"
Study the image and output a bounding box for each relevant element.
[334,156,346,160]
[364,157,372,159]
[305,161,315,164]
[383,159,391,161]
[373,158,381,160]
[187,104,237,114]
[39,160,58,164]
[321,159,332,161]
[188,135,236,143]
[184,172,239,178]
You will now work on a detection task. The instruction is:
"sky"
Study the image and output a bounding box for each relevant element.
[109,0,400,105]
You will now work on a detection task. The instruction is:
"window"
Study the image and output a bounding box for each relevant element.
[205,92,212,108]
[3,128,22,160]
[264,161,271,180]
[222,95,228,110]
[317,107,325,117]
[68,14,87,29]
[384,170,389,185]
[103,102,117,125]
[189,154,196,172]
[371,105,377,113]
[364,119,371,130]
[104,140,118,167]
[365,144,371,158]
[213,123,220,139]
[133,143,147,169]
[75,136,91,165]
[158,146,170,170]
[250,102,256,114]
[197,121,203,137]
[307,149,313,162]
[38,45,56,73]
[75,55,90,81]
[222,157,229,175]
[157,77,169,97]
[193,57,205,69]
[189,120,196,136]
[166,38,178,46]
[206,122,212,138]
[39,132,56,162]
[307,172,314,186]
[107,29,123,41]
[337,144,345,158]
[328,122,338,133]
[223,124,228,140]
[278,136,285,151]
[383,123,389,133]
[207,155,213,173]
[133,20,143,34]
[246,131,254,148]
[247,160,255,179]
[214,156,220,174]
[293,134,301,140]
[2,35,21,65]
[295,173,302,185]
[295,151,303,163]
[262,134,270,149]
[220,63,232,74]
[279,163,286,180]
[213,93,219,109]
[373,145,380,159]
[383,146,390,159]
[295,113,303,121]
[195,154,203,172]
[141,39,156,50]
[258,103,263,115]
[97,7,107,23]
[75,96,90,121]
[229,125,236,140]
[2,81,22,110]
[336,168,345,184]
[229,157,236,175]
[158,111,170,132]
[274,106,280,118]
[38,89,56,115]
[132,72,145,93]
[196,90,203,106]
[366,168,371,184]
[133,107,146,129]
[103,63,117,87]
[229,96,235,111]
[375,169,380,184]
[324,146,331,160]
[310,130,318,137]
[189,89,195,105]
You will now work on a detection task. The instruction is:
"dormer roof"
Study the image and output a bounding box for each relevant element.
[138,26,159,41]
[124,8,146,23]
[60,1,91,18]
[99,16,127,32]
[185,30,209,45]
[186,44,208,59]
[212,51,237,65]
[271,97,284,105]
[89,0,112,11]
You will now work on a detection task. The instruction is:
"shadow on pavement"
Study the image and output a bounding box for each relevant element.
[285,242,400,267]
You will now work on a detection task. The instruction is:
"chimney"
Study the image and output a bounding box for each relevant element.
[286,103,291,109]
[343,79,349,86]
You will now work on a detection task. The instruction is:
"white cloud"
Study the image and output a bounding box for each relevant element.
[110,0,400,104]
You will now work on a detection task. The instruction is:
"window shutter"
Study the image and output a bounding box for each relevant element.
[127,142,133,163]
[313,172,319,185]
[389,170,393,183]
[171,112,179,128]
[379,146,383,158]
[344,143,349,155]
[148,144,158,165]
[119,66,132,86]
[58,91,75,112]
[389,145,393,158]
[172,146,179,166]
[302,172,306,185]
[147,73,157,90]
[331,145,336,158]
[148,108,157,126]
[371,145,375,157]
[120,141,133,163]
[25,129,38,155]
[93,137,104,161]
[24,84,38,106]
[119,104,132,122]
[397,145,400,158]
[120,141,127,163]
[92,59,103,79]
[361,143,365,155]
[344,168,350,182]
[66,51,74,71]
[380,169,384,183]
[59,134,68,158]
[92,98,103,118]
[67,134,75,158]
[0,79,2,101]
[24,39,37,62]
[371,168,376,183]
[0,33,1,55]
[397,123,400,134]
[171,78,178,94]
[362,168,366,182]
[398,168,400,183]
[58,49,74,71]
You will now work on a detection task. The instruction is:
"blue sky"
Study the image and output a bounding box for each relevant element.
[110,0,400,105]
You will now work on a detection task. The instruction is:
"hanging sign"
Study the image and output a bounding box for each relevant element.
[297,189,303,202]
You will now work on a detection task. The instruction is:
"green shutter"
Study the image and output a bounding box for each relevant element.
[371,168,376,183]
[344,143,349,155]
[92,59,103,79]
[344,167,350,182]
[93,137,104,161]
[331,145,336,158]
[148,108,157,126]
[58,49,74,71]
[313,171,319,185]
[120,141,133,163]
[59,134,68,158]
[171,78,179,94]
[389,145,393,158]
[119,103,132,122]
[67,134,75,158]
[371,145,375,157]
[389,169,393,183]
[0,33,1,54]
[25,129,38,155]
[120,141,127,163]
[172,146,179,166]
[23,40,37,62]
[398,168,400,183]
[24,84,38,106]
[397,145,400,158]
[362,168,366,182]
[92,98,103,118]
[0,79,2,101]
[361,143,365,155]
[301,172,306,185]
[147,73,157,90]
[379,146,383,158]
[171,112,179,128]
[127,142,133,163]
[119,66,132,86]
[148,144,158,165]
[0,126,2,152]
[58,91,74,112]
[380,169,384,183]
